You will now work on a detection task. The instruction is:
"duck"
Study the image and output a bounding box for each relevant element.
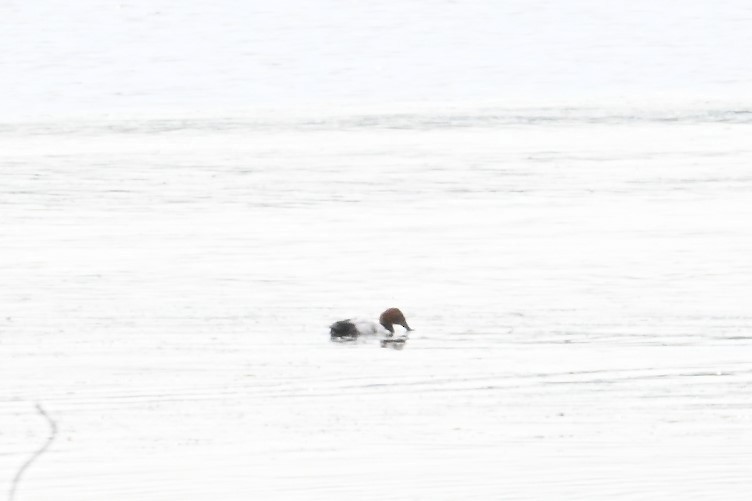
[330,307,412,340]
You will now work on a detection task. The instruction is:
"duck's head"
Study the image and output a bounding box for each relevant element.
[379,307,412,335]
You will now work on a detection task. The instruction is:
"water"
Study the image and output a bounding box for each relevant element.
[2,1,752,499]
[3,0,752,117]
[2,106,751,500]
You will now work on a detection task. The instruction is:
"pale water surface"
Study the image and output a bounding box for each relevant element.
[2,106,752,500]
[2,1,752,500]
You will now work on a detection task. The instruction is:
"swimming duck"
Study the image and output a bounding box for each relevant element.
[330,307,412,340]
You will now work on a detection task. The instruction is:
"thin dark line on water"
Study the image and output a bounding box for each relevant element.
[8,403,58,501]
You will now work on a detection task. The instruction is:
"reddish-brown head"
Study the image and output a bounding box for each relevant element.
[379,307,412,334]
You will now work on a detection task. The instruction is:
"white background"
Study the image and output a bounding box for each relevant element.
[2,1,752,499]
